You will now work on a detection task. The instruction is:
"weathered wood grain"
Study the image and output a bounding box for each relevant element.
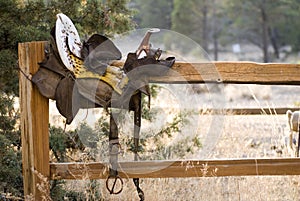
[50,158,300,180]
[112,61,300,84]
[156,62,300,84]
[200,107,300,115]
[19,42,50,200]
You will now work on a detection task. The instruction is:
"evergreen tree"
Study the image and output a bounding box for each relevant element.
[171,0,211,52]
[0,94,22,197]
[131,0,173,29]
[225,0,300,62]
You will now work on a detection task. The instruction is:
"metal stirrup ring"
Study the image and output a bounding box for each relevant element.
[106,175,124,195]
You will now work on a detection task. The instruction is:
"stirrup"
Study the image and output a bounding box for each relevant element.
[106,175,124,195]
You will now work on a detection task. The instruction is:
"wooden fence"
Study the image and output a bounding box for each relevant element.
[19,41,300,200]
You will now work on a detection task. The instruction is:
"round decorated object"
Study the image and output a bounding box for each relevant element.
[55,13,82,71]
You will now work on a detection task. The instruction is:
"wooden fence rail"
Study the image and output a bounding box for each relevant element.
[18,41,300,200]
[199,107,300,115]
[113,61,300,84]
[50,158,300,180]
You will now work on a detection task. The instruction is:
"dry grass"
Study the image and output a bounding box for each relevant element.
[45,84,300,200]
[57,112,300,201]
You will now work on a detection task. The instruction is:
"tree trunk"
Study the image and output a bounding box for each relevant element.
[202,1,208,52]
[261,6,269,63]
[213,34,218,61]
[268,27,280,59]
[212,0,218,61]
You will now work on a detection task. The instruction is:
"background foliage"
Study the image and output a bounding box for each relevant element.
[131,0,300,62]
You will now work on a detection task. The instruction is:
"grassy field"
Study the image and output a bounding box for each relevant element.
[47,82,300,201]
[61,111,300,200]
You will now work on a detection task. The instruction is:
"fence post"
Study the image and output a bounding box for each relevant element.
[18,42,50,200]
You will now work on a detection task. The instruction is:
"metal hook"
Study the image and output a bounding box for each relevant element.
[106,175,124,195]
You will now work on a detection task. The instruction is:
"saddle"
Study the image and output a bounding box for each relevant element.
[32,14,175,124]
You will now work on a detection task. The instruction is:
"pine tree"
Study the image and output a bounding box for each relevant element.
[225,0,300,62]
